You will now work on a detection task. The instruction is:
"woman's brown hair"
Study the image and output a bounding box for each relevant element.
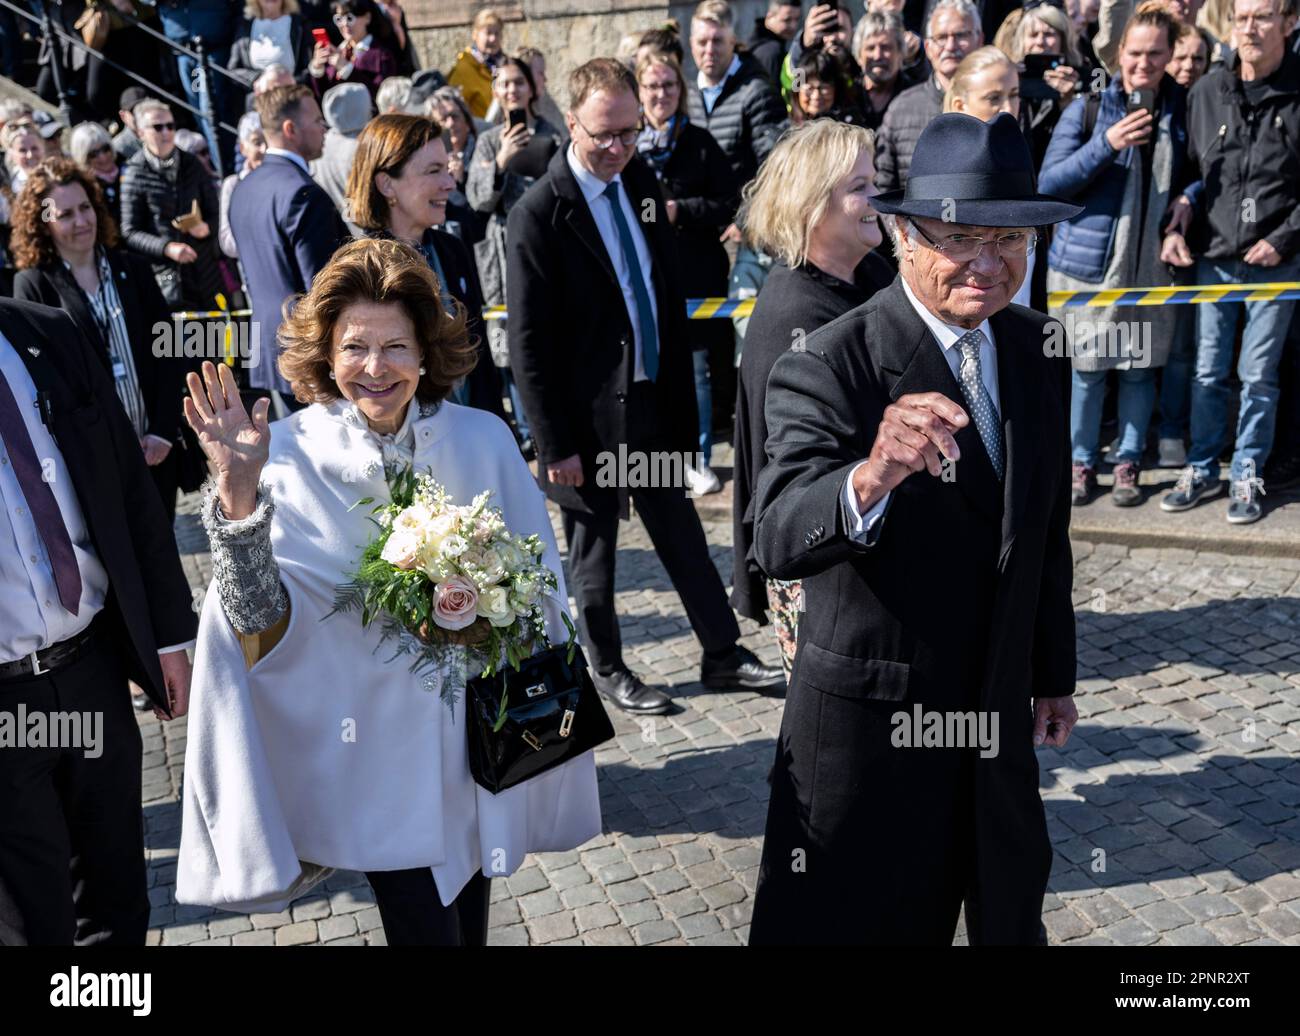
[9,157,119,270]
[345,113,445,232]
[277,237,477,405]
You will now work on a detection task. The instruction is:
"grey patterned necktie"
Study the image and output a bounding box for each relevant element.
[955,329,1004,481]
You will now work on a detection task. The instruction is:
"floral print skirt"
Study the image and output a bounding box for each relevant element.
[765,578,802,678]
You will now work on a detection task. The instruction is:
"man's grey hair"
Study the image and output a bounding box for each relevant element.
[376,76,414,114]
[133,98,170,124]
[237,110,263,144]
[854,10,907,57]
[926,0,981,36]
[69,121,112,166]
[881,214,908,261]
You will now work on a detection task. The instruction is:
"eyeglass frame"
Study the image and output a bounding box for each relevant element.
[571,112,643,150]
[906,218,1037,261]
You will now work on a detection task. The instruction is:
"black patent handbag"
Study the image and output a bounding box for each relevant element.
[466,644,615,794]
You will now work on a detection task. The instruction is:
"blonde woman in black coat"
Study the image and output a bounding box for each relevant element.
[732,119,893,675]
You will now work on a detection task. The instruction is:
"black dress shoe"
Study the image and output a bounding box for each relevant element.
[701,645,786,693]
[592,669,673,715]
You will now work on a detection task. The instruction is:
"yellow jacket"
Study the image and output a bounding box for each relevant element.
[448,48,494,119]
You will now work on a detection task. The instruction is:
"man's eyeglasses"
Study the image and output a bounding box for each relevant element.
[1233,11,1279,28]
[573,113,642,150]
[908,220,1036,262]
[148,122,176,133]
[928,30,976,45]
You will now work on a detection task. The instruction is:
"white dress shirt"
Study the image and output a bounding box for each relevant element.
[698,54,742,113]
[565,144,658,382]
[0,334,194,662]
[843,277,1001,542]
[264,146,310,175]
[0,333,110,662]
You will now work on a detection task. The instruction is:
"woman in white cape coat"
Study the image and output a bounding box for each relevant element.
[174,239,600,945]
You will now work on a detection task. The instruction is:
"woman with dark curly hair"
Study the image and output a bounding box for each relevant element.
[175,237,600,945]
[10,158,185,519]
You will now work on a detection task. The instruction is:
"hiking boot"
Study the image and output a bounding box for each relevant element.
[1111,461,1142,507]
[1071,463,1097,506]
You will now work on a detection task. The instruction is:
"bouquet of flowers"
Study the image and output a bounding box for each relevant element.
[330,467,575,711]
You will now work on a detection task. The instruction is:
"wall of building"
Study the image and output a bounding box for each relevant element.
[408,0,772,110]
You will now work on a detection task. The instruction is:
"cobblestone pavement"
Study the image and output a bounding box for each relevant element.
[143,494,1300,946]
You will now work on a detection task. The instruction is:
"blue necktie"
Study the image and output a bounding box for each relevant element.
[601,180,658,381]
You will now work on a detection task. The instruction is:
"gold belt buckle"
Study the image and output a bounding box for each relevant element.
[558,708,575,738]
[522,730,543,751]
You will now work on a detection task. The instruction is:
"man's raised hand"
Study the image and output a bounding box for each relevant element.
[852,392,969,512]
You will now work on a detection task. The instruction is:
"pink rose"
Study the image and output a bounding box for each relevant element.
[432,576,479,631]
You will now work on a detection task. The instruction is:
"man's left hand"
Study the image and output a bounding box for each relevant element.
[155,649,192,721]
[1243,239,1282,267]
[141,435,172,466]
[1031,695,1077,747]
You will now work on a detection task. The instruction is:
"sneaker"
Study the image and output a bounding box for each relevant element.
[1157,437,1187,468]
[1111,461,1142,507]
[1071,463,1097,506]
[685,463,722,496]
[1226,476,1266,524]
[1160,467,1225,512]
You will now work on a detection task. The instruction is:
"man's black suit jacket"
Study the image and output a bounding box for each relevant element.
[505,149,697,517]
[749,277,1075,944]
[0,300,196,713]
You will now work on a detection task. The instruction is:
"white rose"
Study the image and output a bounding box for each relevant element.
[439,533,469,559]
[479,586,515,628]
[478,547,507,584]
[380,526,423,570]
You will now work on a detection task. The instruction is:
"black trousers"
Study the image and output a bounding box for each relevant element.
[365,868,490,946]
[0,627,149,945]
[561,384,740,675]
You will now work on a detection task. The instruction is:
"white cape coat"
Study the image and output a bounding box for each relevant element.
[175,400,601,912]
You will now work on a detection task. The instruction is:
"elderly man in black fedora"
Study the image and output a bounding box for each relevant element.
[747,113,1084,945]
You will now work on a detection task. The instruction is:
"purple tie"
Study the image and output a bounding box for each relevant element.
[0,370,81,615]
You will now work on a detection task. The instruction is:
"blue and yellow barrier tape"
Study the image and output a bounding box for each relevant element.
[1047,281,1300,308]
[172,281,1300,329]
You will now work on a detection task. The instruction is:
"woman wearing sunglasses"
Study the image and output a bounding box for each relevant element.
[70,122,123,227]
[308,0,402,104]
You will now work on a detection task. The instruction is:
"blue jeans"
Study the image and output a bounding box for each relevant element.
[1158,306,1195,440]
[158,2,234,173]
[1188,257,1300,482]
[693,350,713,460]
[1072,366,1157,466]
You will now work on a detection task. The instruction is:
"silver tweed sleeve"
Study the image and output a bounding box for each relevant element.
[200,480,290,635]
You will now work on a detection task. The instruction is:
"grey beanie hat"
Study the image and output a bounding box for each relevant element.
[321,82,373,137]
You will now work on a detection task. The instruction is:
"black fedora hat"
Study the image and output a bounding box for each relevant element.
[872,112,1082,227]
